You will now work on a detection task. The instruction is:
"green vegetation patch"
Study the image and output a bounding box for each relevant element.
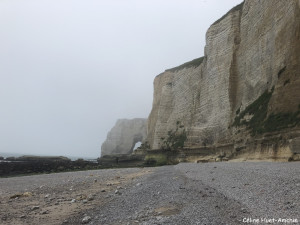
[144,154,168,167]
[264,111,300,132]
[233,88,300,135]
[137,141,150,150]
[161,121,187,150]
[165,57,204,73]
[233,89,273,128]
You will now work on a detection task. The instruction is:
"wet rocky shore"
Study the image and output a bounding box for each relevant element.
[0,154,145,177]
[0,156,99,177]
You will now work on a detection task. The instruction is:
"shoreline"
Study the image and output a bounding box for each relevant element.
[0,156,100,178]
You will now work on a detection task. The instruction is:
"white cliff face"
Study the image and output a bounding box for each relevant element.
[101,118,147,156]
[147,0,300,149]
[235,0,300,114]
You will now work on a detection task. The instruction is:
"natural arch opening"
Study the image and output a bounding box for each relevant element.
[133,141,142,151]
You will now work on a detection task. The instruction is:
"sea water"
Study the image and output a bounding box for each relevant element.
[0,152,97,162]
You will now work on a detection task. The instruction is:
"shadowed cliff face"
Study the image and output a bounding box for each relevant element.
[147,0,300,150]
[101,118,147,156]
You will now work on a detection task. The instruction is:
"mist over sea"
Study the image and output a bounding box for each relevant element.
[0,152,96,161]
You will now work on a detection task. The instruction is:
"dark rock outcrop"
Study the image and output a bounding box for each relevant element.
[0,156,99,177]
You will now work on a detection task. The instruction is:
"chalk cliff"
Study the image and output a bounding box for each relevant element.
[101,118,147,156]
[147,0,300,158]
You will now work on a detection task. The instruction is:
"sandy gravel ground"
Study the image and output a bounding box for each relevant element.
[0,162,299,225]
[0,168,152,225]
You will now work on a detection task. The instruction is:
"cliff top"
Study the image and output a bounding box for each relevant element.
[116,118,147,123]
[160,2,244,75]
[165,56,204,73]
[211,1,244,26]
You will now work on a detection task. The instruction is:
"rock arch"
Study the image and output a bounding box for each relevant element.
[101,118,147,156]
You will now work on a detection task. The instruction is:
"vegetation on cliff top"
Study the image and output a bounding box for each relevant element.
[165,57,204,73]
[233,88,300,135]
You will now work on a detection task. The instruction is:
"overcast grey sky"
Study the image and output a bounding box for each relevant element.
[0,0,242,158]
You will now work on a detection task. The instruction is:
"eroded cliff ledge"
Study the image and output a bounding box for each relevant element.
[146,0,300,161]
[101,118,147,156]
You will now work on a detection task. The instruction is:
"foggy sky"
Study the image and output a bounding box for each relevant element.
[0,0,242,158]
